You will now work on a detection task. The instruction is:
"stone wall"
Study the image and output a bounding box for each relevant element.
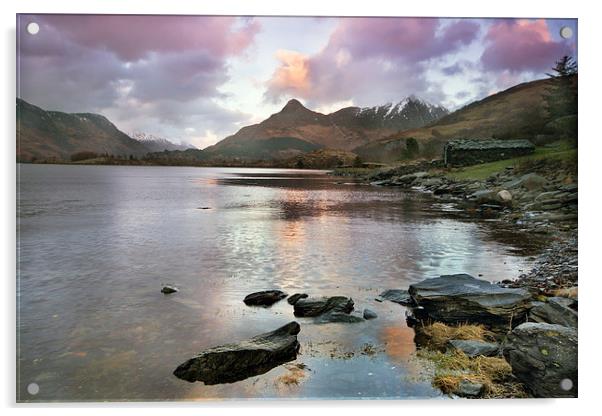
[444,139,535,167]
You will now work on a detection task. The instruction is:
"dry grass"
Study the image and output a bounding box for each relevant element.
[275,364,308,387]
[417,323,527,398]
[553,286,578,299]
[418,349,525,398]
[418,322,490,350]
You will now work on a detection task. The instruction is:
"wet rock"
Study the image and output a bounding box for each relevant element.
[173,321,301,384]
[243,290,288,307]
[456,380,484,397]
[363,309,378,320]
[287,293,309,305]
[447,339,499,357]
[408,274,532,329]
[529,297,578,328]
[293,296,354,317]
[317,310,364,324]
[161,285,178,294]
[379,289,414,306]
[294,296,363,323]
[503,322,577,397]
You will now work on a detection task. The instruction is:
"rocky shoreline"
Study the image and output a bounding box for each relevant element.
[171,159,577,398]
[364,157,578,398]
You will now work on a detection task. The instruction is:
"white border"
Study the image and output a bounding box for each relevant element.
[2,0,599,414]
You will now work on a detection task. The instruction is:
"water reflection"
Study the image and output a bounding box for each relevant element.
[17,165,541,401]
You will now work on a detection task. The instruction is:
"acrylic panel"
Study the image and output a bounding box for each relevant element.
[16,14,578,402]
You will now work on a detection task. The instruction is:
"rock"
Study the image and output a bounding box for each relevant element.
[529,297,578,328]
[173,321,301,384]
[243,290,288,307]
[161,285,178,294]
[287,293,309,305]
[408,274,532,329]
[293,296,354,317]
[468,189,497,204]
[317,310,364,324]
[535,191,561,202]
[294,296,363,323]
[496,190,512,203]
[508,173,547,191]
[447,339,499,357]
[379,289,414,306]
[363,309,378,320]
[456,380,484,397]
[503,322,577,397]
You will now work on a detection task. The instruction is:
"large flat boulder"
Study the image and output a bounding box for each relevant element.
[529,297,578,328]
[173,322,300,384]
[243,290,288,306]
[503,322,577,397]
[379,289,414,306]
[408,274,532,328]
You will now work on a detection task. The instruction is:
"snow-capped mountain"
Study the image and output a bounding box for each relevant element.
[351,97,449,130]
[204,97,448,160]
[130,132,196,152]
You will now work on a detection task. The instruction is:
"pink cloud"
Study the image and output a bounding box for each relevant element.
[324,18,479,62]
[265,17,480,106]
[33,15,260,61]
[266,50,312,98]
[481,19,573,73]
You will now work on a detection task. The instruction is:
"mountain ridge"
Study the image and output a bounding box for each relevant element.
[17,98,151,162]
[204,97,448,160]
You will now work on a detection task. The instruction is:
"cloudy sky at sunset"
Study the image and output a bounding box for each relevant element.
[17,15,577,148]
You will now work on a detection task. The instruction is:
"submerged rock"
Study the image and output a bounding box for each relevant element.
[287,293,309,305]
[503,322,577,397]
[363,309,378,320]
[379,289,414,306]
[243,290,288,307]
[161,285,178,294]
[317,310,364,324]
[408,274,531,329]
[173,321,301,384]
[529,297,578,328]
[447,339,499,357]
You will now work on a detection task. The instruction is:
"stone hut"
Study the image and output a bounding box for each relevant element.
[443,139,535,167]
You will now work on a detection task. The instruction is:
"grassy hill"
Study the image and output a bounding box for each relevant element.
[17,99,150,162]
[354,77,576,163]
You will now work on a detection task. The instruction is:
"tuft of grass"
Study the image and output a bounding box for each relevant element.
[418,349,523,398]
[433,375,461,394]
[418,322,489,350]
[553,286,578,299]
[275,364,308,387]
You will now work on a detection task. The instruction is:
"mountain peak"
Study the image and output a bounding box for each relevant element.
[281,98,306,112]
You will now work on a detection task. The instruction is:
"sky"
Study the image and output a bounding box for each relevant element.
[17,15,577,149]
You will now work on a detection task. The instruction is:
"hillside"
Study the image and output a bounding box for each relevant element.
[17,99,150,162]
[354,77,573,162]
[203,97,447,160]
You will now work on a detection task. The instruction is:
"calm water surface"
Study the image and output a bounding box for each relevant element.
[17,164,541,401]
